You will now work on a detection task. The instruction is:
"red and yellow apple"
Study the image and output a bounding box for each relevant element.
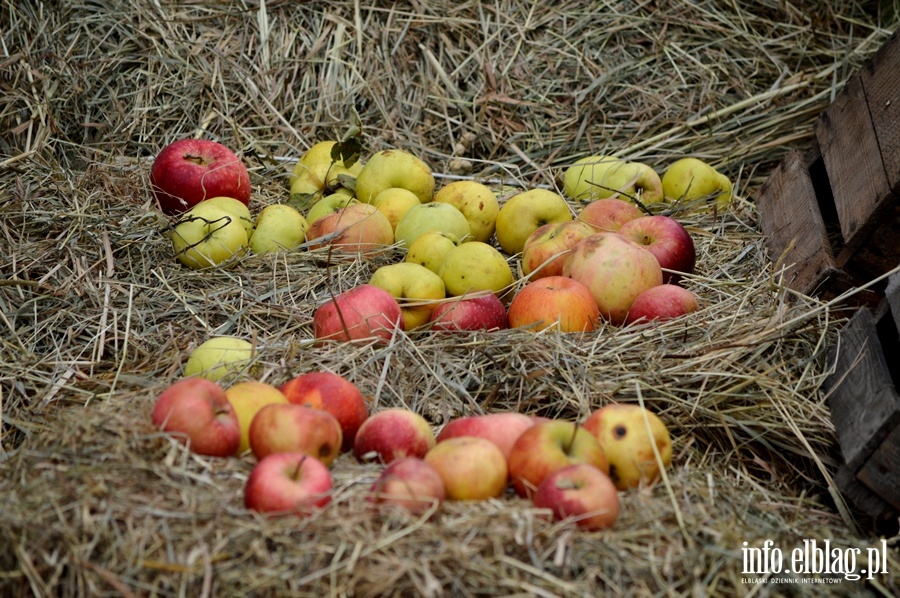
[507,276,599,333]
[306,203,394,255]
[428,293,509,332]
[244,452,333,515]
[151,377,240,457]
[224,380,290,455]
[616,215,696,284]
[367,457,446,514]
[532,463,620,531]
[424,436,508,500]
[248,403,343,466]
[312,284,404,344]
[520,220,595,279]
[495,189,573,255]
[577,198,643,232]
[625,284,700,325]
[353,408,436,465]
[436,412,535,459]
[279,371,368,452]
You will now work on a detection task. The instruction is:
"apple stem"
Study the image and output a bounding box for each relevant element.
[564,423,579,454]
[291,455,308,480]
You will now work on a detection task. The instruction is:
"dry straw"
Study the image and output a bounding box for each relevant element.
[2,0,900,596]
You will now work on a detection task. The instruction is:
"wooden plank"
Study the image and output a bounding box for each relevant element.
[834,464,897,521]
[755,150,840,296]
[824,307,900,470]
[860,28,900,196]
[856,424,900,511]
[816,74,893,252]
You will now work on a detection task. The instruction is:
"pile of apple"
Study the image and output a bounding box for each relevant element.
[152,343,673,530]
[150,137,729,333]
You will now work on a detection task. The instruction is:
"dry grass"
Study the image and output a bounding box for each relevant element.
[3,1,900,596]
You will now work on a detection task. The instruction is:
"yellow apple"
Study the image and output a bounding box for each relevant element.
[494,188,572,255]
[203,196,254,237]
[184,336,255,382]
[171,202,249,269]
[369,262,446,329]
[306,193,360,227]
[432,180,500,243]
[562,155,618,201]
[225,380,290,455]
[563,155,662,204]
[355,148,435,203]
[439,241,515,298]
[249,204,308,254]
[405,231,462,274]
[661,157,733,212]
[290,140,362,185]
[582,404,673,490]
[289,159,362,210]
[372,187,422,232]
[394,202,472,248]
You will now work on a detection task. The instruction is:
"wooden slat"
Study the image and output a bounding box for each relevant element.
[856,425,900,510]
[861,28,900,196]
[834,464,897,522]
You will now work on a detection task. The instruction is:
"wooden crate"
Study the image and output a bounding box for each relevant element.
[824,272,900,525]
[756,28,900,306]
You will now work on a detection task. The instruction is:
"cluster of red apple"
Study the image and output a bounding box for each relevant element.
[151,369,672,531]
[149,138,717,334]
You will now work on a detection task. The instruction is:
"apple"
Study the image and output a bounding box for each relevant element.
[248,402,343,466]
[616,215,696,284]
[625,284,700,325]
[495,189,573,255]
[354,148,435,204]
[424,436,508,500]
[661,157,732,212]
[520,220,595,279]
[279,371,369,452]
[183,336,255,383]
[244,452,333,515]
[583,404,673,490]
[289,140,360,186]
[203,196,254,237]
[170,201,249,269]
[577,198,643,232]
[372,187,422,232]
[305,193,360,227]
[249,203,309,254]
[436,412,535,459]
[506,420,609,497]
[562,155,663,204]
[507,276,599,333]
[353,408,436,464]
[313,284,404,344]
[532,464,620,531]
[562,233,663,325]
[150,138,251,215]
[224,380,290,455]
[438,241,515,298]
[289,143,362,203]
[151,377,240,457]
[394,202,471,249]
[429,293,509,332]
[405,230,461,274]
[432,180,500,243]
[305,203,394,255]
[369,262,446,330]
[367,457,446,514]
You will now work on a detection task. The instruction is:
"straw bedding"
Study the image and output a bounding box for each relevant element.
[2,1,900,595]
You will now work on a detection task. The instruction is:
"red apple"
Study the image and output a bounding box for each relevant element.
[436,412,536,460]
[150,138,251,215]
[367,457,446,513]
[248,403,343,466]
[353,408,436,464]
[313,284,404,344]
[429,293,508,332]
[562,232,663,325]
[576,198,643,232]
[625,284,700,325]
[507,276,599,333]
[306,203,394,255]
[424,436,508,500]
[532,463,620,531]
[244,452,333,515]
[151,377,240,457]
[507,420,609,497]
[280,371,368,452]
[616,215,696,284]
[520,220,595,279]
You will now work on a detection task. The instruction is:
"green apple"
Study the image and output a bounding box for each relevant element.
[203,196,254,237]
[394,202,471,249]
[372,187,422,232]
[562,155,618,201]
[306,193,360,227]
[369,262,446,329]
[405,231,462,274]
[250,204,309,254]
[355,148,435,204]
[171,202,249,269]
[495,188,572,255]
[439,241,514,298]
[563,155,662,204]
[289,159,362,211]
[184,336,255,382]
[661,157,732,212]
[432,180,500,243]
